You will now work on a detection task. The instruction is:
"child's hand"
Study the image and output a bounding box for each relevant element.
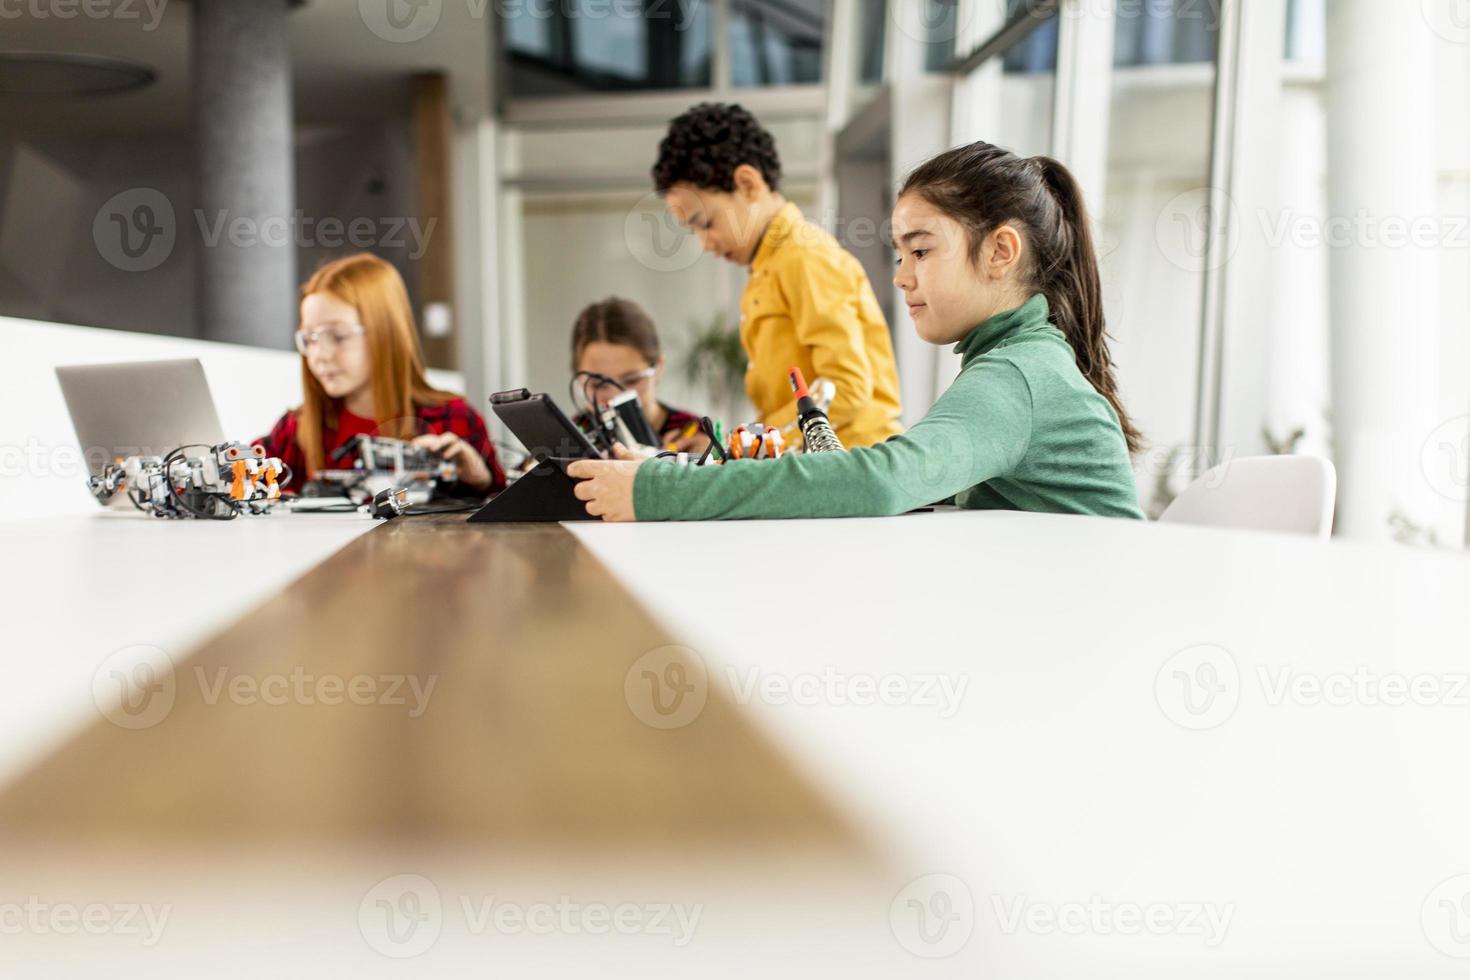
[413,431,492,490]
[567,458,642,521]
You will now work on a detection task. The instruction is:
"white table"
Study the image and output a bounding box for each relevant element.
[2,507,1467,977]
[568,511,1470,976]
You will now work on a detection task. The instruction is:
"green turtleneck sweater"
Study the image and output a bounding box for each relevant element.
[633,294,1144,521]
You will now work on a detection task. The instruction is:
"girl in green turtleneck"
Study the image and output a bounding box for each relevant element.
[568,142,1145,522]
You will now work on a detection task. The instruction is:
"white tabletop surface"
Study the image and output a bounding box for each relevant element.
[3,507,1467,976]
[568,510,1470,976]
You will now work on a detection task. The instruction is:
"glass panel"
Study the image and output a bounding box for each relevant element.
[923,0,959,73]
[1113,0,1220,67]
[1100,2,1220,515]
[505,9,552,57]
[952,13,1058,158]
[571,13,646,80]
[730,0,825,87]
[1002,13,1058,74]
[1284,0,1325,61]
[502,0,712,95]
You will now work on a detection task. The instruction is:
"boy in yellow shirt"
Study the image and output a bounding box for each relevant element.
[652,103,903,449]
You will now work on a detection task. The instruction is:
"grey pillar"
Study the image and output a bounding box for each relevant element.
[193,0,296,348]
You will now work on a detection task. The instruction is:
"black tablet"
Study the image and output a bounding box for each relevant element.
[490,389,602,462]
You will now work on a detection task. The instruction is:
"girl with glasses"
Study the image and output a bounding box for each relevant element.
[256,253,505,495]
[570,297,710,456]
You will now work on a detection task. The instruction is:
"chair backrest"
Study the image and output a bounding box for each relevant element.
[1158,455,1336,538]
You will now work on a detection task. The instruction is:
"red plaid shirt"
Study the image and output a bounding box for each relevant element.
[656,405,702,443]
[255,397,506,494]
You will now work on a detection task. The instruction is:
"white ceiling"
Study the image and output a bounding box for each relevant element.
[0,0,495,134]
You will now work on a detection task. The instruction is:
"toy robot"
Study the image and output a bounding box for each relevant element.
[311,434,459,505]
[89,442,287,519]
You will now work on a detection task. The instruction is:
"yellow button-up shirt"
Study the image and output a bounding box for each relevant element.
[741,202,904,449]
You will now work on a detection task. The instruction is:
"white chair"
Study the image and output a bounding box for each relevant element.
[1158,455,1336,538]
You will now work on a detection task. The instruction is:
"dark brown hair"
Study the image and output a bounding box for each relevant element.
[652,102,782,193]
[899,142,1142,453]
[571,297,661,369]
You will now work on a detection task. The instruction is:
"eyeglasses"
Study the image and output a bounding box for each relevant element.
[585,367,657,395]
[295,322,365,355]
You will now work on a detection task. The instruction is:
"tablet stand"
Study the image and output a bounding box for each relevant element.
[468,457,595,523]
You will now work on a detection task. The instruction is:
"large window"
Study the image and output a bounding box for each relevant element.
[951,0,1221,516]
[954,7,1060,160]
[947,0,1469,544]
[502,0,713,95]
[1112,0,1219,66]
[1101,3,1221,515]
[501,0,828,96]
[730,0,825,86]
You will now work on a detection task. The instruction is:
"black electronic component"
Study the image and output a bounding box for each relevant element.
[490,388,602,462]
[469,389,604,523]
[607,388,660,448]
[369,487,410,520]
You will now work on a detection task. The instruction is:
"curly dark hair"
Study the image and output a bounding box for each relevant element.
[652,103,782,194]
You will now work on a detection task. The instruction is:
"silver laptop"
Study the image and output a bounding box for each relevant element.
[55,359,226,503]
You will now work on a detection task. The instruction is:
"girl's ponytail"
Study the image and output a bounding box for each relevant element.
[1033,157,1141,453]
[899,143,1142,454]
